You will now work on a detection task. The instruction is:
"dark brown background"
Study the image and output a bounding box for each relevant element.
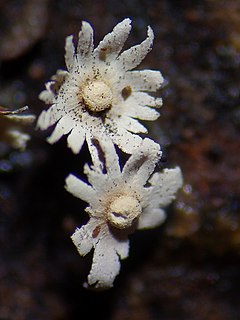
[0,0,240,319]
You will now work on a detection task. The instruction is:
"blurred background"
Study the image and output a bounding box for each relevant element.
[0,0,240,319]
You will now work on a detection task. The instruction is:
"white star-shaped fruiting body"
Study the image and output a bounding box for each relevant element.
[37,19,163,158]
[65,138,182,289]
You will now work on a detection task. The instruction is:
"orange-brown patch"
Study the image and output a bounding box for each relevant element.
[92,225,101,238]
[99,47,108,61]
[121,86,132,100]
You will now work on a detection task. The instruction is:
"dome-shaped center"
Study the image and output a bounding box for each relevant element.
[108,195,142,229]
[82,80,113,112]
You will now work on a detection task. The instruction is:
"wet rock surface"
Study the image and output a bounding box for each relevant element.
[0,0,240,319]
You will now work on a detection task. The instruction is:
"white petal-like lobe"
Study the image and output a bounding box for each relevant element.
[125,95,161,121]
[86,131,121,176]
[118,115,148,134]
[149,167,183,207]
[65,174,95,203]
[39,70,69,104]
[94,18,132,62]
[117,26,154,71]
[37,104,63,130]
[134,92,163,107]
[47,116,73,144]
[67,126,85,154]
[71,227,93,256]
[65,35,75,71]
[87,235,129,288]
[39,82,55,104]
[77,21,94,58]
[105,119,143,154]
[137,208,166,230]
[83,163,119,196]
[126,70,164,92]
[71,218,102,256]
[122,138,161,186]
